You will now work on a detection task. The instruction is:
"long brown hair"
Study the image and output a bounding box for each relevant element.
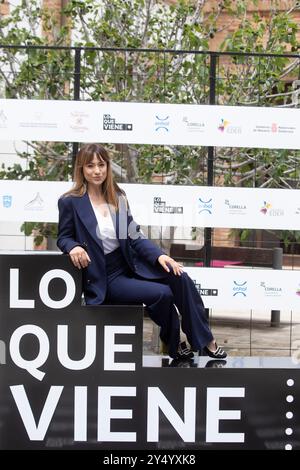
[64,143,124,209]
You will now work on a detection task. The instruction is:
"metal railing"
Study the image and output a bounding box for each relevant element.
[0,45,300,355]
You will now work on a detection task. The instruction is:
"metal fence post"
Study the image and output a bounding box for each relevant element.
[204,53,217,271]
[72,48,81,174]
[270,247,283,327]
[200,53,217,357]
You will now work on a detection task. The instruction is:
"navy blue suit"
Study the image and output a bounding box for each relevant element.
[57,192,213,358]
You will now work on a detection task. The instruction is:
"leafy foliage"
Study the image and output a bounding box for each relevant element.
[0,0,299,247]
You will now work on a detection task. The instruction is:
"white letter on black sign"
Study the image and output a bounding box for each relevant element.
[104,326,135,371]
[74,387,87,441]
[147,387,196,442]
[10,385,63,440]
[39,269,75,309]
[206,387,245,442]
[57,325,96,370]
[9,269,35,308]
[98,386,136,442]
[9,325,49,381]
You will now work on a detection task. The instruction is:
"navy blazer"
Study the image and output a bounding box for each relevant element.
[57,192,166,305]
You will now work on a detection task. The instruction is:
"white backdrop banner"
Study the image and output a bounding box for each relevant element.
[184,267,300,311]
[1,180,300,230]
[0,99,299,149]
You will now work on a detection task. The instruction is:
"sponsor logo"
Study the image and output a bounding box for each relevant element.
[2,195,12,208]
[198,197,212,214]
[155,115,170,132]
[273,123,296,134]
[0,109,8,128]
[153,197,183,214]
[271,123,278,132]
[296,285,300,297]
[296,207,300,215]
[225,199,247,215]
[260,281,282,297]
[193,280,218,296]
[233,281,247,297]
[103,114,133,131]
[260,201,284,216]
[19,112,58,129]
[253,123,296,135]
[218,119,229,132]
[24,193,44,211]
[182,117,205,132]
[260,201,271,214]
[70,111,89,133]
[33,112,42,121]
[218,118,241,134]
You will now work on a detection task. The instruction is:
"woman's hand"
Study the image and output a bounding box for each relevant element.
[69,246,91,269]
[158,255,184,276]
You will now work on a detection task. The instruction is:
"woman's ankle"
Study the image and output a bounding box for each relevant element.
[206,340,217,352]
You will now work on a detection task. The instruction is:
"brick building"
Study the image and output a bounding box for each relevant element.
[1,1,299,48]
[168,0,300,50]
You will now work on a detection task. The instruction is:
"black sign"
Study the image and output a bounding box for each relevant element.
[0,255,299,450]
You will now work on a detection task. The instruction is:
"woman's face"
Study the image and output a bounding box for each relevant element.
[83,154,108,189]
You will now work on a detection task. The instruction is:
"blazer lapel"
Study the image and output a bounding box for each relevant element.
[73,192,104,251]
[115,194,128,248]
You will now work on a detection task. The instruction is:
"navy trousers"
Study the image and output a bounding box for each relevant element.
[104,248,213,358]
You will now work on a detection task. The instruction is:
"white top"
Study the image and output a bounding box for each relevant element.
[91,203,120,254]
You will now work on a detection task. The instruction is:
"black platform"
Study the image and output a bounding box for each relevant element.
[1,254,299,450]
[143,355,300,368]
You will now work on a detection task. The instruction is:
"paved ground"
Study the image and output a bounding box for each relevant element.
[142,313,300,358]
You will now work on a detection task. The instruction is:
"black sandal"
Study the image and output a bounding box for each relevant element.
[175,341,194,360]
[204,343,227,359]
